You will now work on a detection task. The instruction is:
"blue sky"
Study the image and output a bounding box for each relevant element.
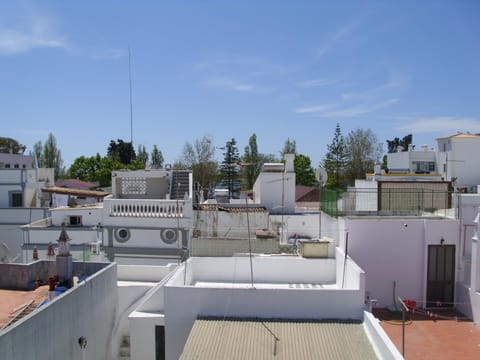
[1,1,479,168]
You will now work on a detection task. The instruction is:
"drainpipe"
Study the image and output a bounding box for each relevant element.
[21,168,27,207]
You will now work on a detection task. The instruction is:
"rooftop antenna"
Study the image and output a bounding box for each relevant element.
[128,46,134,163]
[245,194,254,288]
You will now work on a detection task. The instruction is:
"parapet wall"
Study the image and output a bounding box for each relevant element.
[0,260,110,290]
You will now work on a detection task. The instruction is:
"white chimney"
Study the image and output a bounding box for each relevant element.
[284,154,295,172]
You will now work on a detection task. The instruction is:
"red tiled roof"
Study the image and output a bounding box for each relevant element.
[55,179,99,190]
[295,185,319,202]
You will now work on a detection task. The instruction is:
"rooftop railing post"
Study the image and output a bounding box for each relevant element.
[398,296,409,358]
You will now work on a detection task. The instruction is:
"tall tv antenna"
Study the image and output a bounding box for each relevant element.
[128,46,134,162]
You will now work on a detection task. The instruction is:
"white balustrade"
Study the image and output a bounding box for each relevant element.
[105,199,190,218]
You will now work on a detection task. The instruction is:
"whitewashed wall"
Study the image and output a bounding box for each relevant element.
[0,263,117,360]
[163,256,365,360]
[343,217,460,309]
[253,171,296,213]
[195,209,268,239]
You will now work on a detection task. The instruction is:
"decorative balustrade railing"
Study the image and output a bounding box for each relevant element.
[105,199,191,218]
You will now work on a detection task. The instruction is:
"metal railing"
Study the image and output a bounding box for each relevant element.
[321,187,453,217]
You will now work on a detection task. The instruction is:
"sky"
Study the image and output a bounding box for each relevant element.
[1,1,479,169]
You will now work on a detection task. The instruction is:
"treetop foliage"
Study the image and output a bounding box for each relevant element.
[107,139,136,165]
[386,134,412,153]
[0,137,26,154]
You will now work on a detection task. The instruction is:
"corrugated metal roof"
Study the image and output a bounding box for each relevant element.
[180,318,378,360]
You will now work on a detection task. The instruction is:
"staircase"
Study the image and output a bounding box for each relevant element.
[118,335,131,360]
[170,171,190,200]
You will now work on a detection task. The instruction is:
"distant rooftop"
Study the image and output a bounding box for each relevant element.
[55,178,100,190]
[436,132,480,140]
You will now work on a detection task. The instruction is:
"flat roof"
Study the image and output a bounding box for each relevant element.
[375,308,480,359]
[193,281,337,289]
[180,318,378,359]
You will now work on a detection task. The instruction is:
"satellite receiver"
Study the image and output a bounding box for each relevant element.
[316,167,328,186]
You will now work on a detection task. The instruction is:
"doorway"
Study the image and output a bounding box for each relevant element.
[426,245,455,307]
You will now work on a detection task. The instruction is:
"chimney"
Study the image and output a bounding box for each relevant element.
[284,154,295,172]
[56,223,73,288]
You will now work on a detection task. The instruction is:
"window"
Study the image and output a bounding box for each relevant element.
[14,164,19,168]
[413,161,436,174]
[114,228,131,242]
[69,216,82,226]
[5,164,10,168]
[10,192,22,207]
[22,164,26,168]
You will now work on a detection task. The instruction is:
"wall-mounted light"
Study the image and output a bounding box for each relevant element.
[78,336,87,349]
[440,237,445,245]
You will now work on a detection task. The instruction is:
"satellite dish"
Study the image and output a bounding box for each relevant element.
[316,167,328,186]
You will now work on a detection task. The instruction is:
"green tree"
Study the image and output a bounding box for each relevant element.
[67,153,126,187]
[31,141,43,166]
[281,138,297,157]
[386,134,412,153]
[220,138,241,199]
[323,123,348,189]
[107,139,136,165]
[294,154,316,186]
[136,145,148,168]
[345,128,382,184]
[34,133,64,178]
[43,133,64,178]
[0,137,26,154]
[177,135,217,191]
[243,133,262,189]
[150,145,164,169]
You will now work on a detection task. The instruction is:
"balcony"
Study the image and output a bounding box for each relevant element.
[104,198,192,219]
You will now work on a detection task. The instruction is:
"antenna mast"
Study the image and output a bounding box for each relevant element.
[128,46,134,162]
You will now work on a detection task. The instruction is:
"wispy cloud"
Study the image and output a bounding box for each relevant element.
[341,72,410,101]
[316,22,357,59]
[294,98,399,117]
[294,104,338,114]
[206,76,267,93]
[320,98,399,117]
[194,55,289,94]
[396,117,480,134]
[91,48,127,60]
[299,78,342,88]
[0,14,66,54]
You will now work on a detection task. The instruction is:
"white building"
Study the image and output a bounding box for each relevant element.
[252,154,296,214]
[0,153,34,170]
[128,252,402,360]
[21,168,193,264]
[0,154,54,263]
[436,132,480,190]
[0,153,54,208]
[387,144,437,175]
